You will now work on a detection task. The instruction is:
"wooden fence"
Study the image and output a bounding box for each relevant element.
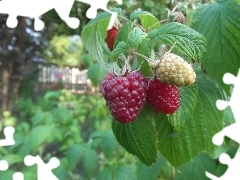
[36,64,94,94]
[0,64,94,104]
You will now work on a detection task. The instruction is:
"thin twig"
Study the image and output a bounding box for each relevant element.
[148,19,170,30]
[130,51,153,62]
[118,15,145,32]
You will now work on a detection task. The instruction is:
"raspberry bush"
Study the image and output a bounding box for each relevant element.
[82,0,240,178]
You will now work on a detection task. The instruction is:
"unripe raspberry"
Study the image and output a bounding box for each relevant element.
[155,52,196,86]
[173,12,186,24]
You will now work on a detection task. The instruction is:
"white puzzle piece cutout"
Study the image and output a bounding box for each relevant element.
[79,0,122,29]
[24,155,60,180]
[0,0,79,30]
[206,69,240,179]
[212,70,240,146]
[13,172,24,180]
[0,0,123,31]
[0,160,9,171]
[0,126,15,146]
[206,148,240,180]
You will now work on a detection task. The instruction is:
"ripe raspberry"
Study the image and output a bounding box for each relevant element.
[155,52,196,86]
[105,26,118,51]
[100,71,147,123]
[146,79,180,114]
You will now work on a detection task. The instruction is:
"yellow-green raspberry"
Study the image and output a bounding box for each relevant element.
[155,52,196,86]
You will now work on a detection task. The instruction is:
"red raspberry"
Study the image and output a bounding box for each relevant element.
[146,79,180,114]
[100,71,147,123]
[105,26,118,51]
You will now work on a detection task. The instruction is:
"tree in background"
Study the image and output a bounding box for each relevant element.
[0,15,43,111]
[0,2,89,111]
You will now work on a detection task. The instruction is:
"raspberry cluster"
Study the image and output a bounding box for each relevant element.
[102,28,197,123]
[100,71,181,123]
[155,52,196,86]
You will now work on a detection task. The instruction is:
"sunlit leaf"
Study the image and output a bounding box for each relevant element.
[81,12,111,68]
[149,22,207,60]
[128,27,148,49]
[130,10,160,31]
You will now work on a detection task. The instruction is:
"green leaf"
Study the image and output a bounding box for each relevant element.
[130,9,146,21]
[32,112,54,126]
[114,165,136,180]
[96,166,113,180]
[82,148,99,179]
[190,0,240,94]
[114,22,133,46]
[149,22,207,60]
[128,27,148,49]
[223,107,235,127]
[87,63,107,86]
[0,170,15,180]
[52,158,68,180]
[111,41,128,59]
[43,91,61,101]
[51,127,64,141]
[52,107,73,125]
[112,104,158,166]
[22,172,37,180]
[136,38,152,76]
[101,130,118,159]
[156,79,224,167]
[81,12,111,68]
[214,146,238,177]
[18,141,32,157]
[167,84,198,131]
[66,144,84,170]
[153,84,198,133]
[130,10,160,31]
[137,154,171,180]
[2,154,23,166]
[82,54,94,68]
[29,125,53,151]
[139,13,160,31]
[175,153,217,180]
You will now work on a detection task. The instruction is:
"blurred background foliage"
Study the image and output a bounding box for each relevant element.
[0,0,212,179]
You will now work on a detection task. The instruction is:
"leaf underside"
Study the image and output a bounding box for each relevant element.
[81,12,111,69]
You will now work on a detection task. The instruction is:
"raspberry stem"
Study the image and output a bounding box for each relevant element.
[147,19,169,30]
[118,15,145,32]
[130,51,154,62]
[130,51,160,68]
